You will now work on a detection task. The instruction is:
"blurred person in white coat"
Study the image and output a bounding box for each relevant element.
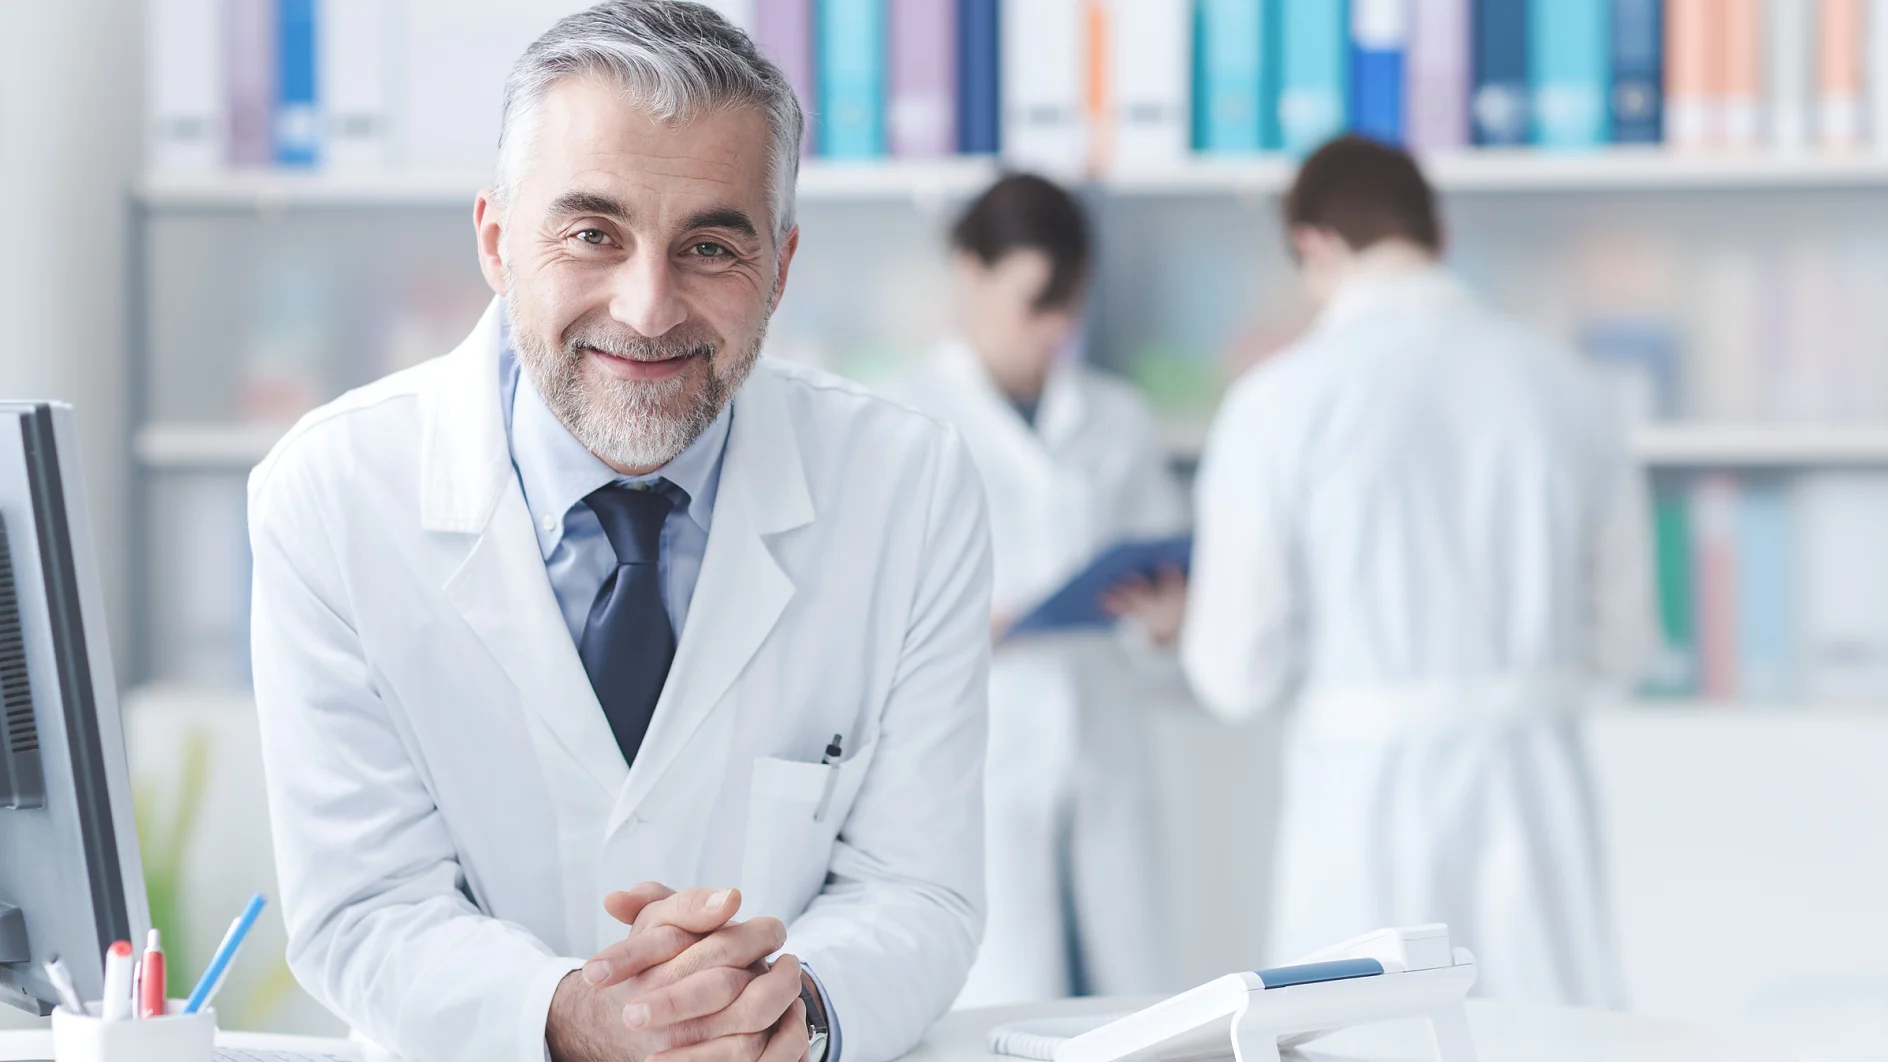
[1180,138,1656,1007]
[886,175,1188,1006]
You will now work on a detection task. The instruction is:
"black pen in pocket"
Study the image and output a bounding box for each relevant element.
[814,733,843,821]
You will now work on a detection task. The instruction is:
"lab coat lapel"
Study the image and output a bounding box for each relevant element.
[606,363,814,836]
[422,299,628,800]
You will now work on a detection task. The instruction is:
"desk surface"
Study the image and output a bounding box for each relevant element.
[910,997,1796,1062]
[0,997,1795,1062]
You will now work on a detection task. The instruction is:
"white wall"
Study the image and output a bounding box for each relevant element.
[0,0,142,666]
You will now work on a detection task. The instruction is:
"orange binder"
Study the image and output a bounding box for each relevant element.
[1665,0,1722,147]
[1820,0,1866,149]
[1722,0,1762,146]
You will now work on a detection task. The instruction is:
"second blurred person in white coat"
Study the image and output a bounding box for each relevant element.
[886,176,1188,1005]
[1181,139,1656,1006]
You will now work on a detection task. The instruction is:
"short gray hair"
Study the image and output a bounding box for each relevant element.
[495,1,805,245]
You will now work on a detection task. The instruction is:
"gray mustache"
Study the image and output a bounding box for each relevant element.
[565,335,717,363]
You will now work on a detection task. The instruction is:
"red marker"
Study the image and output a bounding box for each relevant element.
[138,929,166,1019]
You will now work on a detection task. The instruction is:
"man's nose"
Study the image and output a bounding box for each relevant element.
[609,249,689,338]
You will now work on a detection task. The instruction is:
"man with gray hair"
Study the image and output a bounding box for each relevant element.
[248,4,991,1062]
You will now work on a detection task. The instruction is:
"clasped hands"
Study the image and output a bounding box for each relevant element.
[548,883,812,1062]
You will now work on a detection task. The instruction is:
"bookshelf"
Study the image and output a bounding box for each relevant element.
[127,152,1888,703]
[1157,420,1888,467]
[135,157,1004,211]
[1110,149,1888,196]
[139,419,1888,473]
[135,151,1888,211]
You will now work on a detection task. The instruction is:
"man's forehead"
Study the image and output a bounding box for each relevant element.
[528,78,773,218]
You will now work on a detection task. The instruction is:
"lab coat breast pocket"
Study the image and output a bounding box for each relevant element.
[739,742,875,923]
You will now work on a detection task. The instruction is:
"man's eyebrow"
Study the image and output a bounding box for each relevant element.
[545,191,632,221]
[682,207,760,240]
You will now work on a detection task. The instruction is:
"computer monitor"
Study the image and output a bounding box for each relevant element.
[0,402,148,1016]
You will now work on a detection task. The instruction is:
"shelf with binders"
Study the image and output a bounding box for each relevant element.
[140,419,1888,475]
[1155,420,1888,468]
[137,151,1888,211]
[134,157,1004,212]
[1110,150,1888,197]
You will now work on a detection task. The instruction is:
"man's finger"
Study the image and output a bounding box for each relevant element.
[647,1029,772,1062]
[633,886,746,934]
[605,882,676,927]
[648,998,808,1062]
[707,954,803,1038]
[755,1000,811,1062]
[582,922,702,988]
[643,918,788,988]
[624,964,755,1032]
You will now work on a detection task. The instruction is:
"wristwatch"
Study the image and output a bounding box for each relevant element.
[799,971,830,1062]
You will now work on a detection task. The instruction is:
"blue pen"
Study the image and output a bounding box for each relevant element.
[183,893,267,1014]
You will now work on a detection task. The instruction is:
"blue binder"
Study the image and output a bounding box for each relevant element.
[1199,0,1278,152]
[818,0,886,158]
[1530,0,1610,147]
[1471,0,1529,144]
[1609,0,1663,142]
[275,0,319,166]
[1350,0,1406,144]
[957,0,1001,153]
[1279,0,1351,154]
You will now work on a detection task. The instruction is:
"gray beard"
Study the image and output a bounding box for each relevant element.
[509,301,766,470]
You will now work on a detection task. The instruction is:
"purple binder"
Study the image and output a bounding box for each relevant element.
[1406,0,1471,153]
[225,0,276,166]
[889,0,957,157]
[757,0,816,156]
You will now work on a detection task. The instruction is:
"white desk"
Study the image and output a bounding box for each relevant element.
[0,998,1796,1062]
[0,1028,361,1061]
[908,997,1798,1062]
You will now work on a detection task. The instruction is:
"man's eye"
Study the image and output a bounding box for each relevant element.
[576,229,610,245]
[693,242,729,258]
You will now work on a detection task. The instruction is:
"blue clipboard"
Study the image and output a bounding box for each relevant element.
[1004,535,1192,641]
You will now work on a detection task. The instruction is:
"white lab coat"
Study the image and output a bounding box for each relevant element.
[886,341,1188,1006]
[1181,264,1655,1007]
[248,301,992,1062]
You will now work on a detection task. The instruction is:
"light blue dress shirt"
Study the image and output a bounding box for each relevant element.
[501,352,729,643]
[499,339,841,1062]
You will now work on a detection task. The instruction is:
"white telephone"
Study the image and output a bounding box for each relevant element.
[1051,925,1478,1062]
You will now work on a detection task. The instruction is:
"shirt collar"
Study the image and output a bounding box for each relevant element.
[1314,254,1470,334]
[502,344,731,561]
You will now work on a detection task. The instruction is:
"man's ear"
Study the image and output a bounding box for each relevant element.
[1288,224,1322,265]
[768,224,801,315]
[474,190,508,296]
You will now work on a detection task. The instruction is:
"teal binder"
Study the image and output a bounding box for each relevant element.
[1199,0,1278,152]
[1529,0,1610,147]
[818,0,887,158]
[1280,0,1350,154]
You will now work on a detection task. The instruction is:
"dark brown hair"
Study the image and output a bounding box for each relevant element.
[1282,136,1443,253]
[950,173,1091,312]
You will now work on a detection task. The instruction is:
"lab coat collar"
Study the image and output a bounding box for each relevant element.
[421,297,815,814]
[935,338,1089,451]
[1313,256,1474,336]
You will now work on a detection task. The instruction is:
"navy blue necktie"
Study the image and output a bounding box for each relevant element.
[579,481,683,768]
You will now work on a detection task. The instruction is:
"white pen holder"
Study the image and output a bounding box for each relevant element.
[51,1001,216,1062]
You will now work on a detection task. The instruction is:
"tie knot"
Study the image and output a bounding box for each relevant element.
[584,480,681,566]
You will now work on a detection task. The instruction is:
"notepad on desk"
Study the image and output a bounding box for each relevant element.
[1003,535,1191,641]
